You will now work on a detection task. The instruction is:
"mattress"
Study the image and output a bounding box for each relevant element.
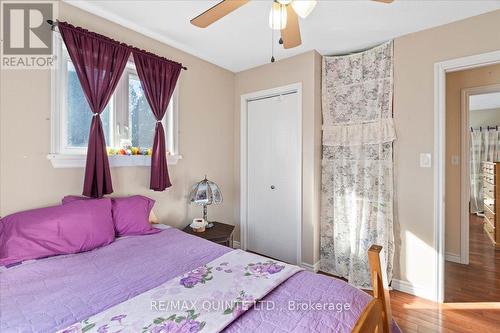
[0,227,400,333]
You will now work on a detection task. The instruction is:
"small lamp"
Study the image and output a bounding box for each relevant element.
[189,176,223,228]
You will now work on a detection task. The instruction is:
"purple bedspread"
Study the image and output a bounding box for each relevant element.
[1,228,400,333]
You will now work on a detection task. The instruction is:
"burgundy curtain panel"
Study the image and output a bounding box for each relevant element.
[58,22,131,198]
[132,51,182,191]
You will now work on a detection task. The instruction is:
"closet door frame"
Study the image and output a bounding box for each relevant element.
[459,83,500,265]
[240,82,302,265]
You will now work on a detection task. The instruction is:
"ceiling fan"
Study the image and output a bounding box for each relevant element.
[191,0,394,50]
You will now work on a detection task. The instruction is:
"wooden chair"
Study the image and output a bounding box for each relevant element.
[352,245,393,333]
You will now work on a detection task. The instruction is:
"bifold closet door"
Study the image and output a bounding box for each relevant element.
[246,92,300,264]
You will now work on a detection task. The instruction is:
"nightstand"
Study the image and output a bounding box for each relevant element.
[182,221,235,248]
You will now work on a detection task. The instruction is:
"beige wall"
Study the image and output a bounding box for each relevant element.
[0,1,236,229]
[445,64,500,257]
[233,51,323,266]
[393,9,500,292]
[1,0,499,297]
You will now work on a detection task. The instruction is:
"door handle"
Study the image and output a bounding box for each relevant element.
[270,185,276,190]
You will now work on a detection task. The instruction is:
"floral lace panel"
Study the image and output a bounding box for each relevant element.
[320,41,395,289]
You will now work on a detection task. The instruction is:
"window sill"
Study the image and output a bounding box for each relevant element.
[47,154,182,168]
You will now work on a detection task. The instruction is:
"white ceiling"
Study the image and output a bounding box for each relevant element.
[470,92,500,111]
[64,0,500,72]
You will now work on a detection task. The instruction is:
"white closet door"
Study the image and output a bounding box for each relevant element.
[247,92,300,264]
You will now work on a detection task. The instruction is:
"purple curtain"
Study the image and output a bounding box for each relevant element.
[58,22,131,198]
[132,51,181,191]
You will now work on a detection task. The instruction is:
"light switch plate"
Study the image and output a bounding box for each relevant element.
[420,153,432,168]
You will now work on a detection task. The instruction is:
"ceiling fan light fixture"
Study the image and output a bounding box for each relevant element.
[291,0,317,19]
[269,2,287,30]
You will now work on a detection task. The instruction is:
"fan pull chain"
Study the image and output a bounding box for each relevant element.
[271,4,275,62]
[279,4,284,45]
[271,22,275,63]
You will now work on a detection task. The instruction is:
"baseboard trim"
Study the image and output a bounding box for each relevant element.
[391,279,436,301]
[300,261,320,272]
[234,242,315,270]
[445,252,462,264]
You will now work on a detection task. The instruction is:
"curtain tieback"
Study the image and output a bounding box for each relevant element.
[92,113,99,117]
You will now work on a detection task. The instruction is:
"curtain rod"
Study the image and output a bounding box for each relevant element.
[324,40,392,58]
[46,20,188,71]
[471,126,499,132]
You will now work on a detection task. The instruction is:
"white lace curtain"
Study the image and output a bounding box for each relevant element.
[470,128,500,214]
[320,41,396,289]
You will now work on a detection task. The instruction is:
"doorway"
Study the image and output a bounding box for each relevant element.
[240,83,302,265]
[444,66,500,302]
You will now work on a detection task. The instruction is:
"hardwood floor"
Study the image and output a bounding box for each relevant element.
[445,214,500,302]
[391,213,500,332]
[390,290,500,333]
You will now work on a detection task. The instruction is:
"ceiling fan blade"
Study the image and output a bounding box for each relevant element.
[372,0,394,3]
[191,0,250,28]
[281,5,301,49]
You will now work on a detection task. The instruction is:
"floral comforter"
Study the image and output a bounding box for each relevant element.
[58,250,303,333]
[2,228,401,333]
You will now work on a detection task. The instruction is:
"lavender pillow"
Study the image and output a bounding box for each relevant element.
[0,199,115,266]
[62,195,160,237]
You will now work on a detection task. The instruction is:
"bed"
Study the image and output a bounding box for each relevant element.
[1,226,400,333]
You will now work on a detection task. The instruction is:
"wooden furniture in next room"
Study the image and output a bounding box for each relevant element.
[482,161,500,247]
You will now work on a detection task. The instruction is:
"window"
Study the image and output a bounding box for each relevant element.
[65,61,112,149]
[49,35,180,167]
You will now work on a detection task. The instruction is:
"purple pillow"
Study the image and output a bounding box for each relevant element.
[111,196,160,236]
[61,195,90,204]
[62,195,160,237]
[0,199,115,266]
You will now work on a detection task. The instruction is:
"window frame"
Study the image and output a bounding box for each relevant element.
[48,34,181,168]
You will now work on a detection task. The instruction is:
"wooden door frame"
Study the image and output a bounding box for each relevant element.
[240,82,303,265]
[434,50,500,303]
